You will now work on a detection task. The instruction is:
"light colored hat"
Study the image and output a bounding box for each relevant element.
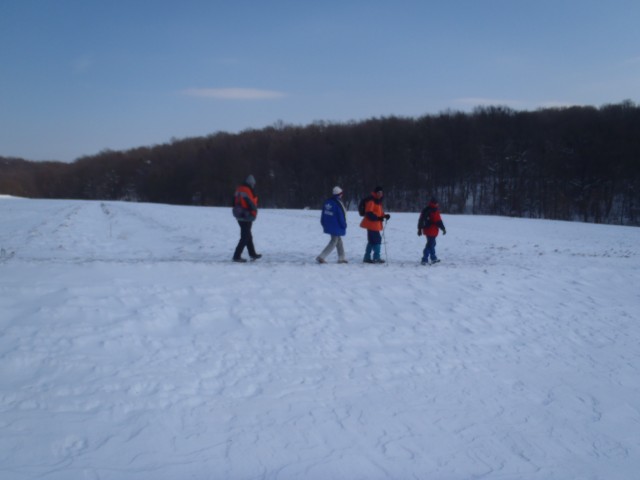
[332,186,343,195]
[245,175,256,187]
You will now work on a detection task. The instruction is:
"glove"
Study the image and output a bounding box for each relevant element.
[442,228,447,235]
[384,214,391,220]
[417,229,422,236]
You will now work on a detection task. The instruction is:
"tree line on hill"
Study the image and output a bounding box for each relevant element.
[1,101,639,225]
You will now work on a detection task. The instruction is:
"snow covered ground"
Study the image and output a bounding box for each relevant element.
[1,196,639,480]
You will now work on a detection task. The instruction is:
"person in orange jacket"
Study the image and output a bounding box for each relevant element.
[232,175,262,262]
[418,197,446,265]
[360,186,390,263]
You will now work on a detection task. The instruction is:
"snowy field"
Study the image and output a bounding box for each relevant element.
[1,196,639,480]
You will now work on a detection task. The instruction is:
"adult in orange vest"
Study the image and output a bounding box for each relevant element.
[360,186,390,263]
[232,175,262,262]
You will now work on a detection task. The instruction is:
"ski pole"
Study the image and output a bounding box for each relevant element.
[382,219,388,264]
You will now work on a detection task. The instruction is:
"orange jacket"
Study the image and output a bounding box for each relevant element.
[234,185,258,221]
[419,201,445,237]
[359,195,385,231]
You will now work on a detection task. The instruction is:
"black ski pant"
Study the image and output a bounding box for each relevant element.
[233,221,257,259]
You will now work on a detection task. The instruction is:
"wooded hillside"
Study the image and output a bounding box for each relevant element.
[2,102,639,225]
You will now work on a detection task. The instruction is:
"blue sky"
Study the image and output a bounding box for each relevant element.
[1,0,639,162]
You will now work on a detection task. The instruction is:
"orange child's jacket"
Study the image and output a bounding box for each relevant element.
[359,196,385,231]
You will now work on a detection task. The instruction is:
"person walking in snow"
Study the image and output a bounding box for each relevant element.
[316,186,348,264]
[418,197,446,265]
[360,186,390,264]
[232,174,262,263]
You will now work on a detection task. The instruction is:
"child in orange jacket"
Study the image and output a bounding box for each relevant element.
[418,197,446,265]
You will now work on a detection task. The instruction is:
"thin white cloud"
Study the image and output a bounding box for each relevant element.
[182,88,287,100]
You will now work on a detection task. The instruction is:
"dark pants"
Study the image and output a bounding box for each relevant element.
[367,230,382,245]
[364,230,382,260]
[422,236,437,262]
[234,221,257,259]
